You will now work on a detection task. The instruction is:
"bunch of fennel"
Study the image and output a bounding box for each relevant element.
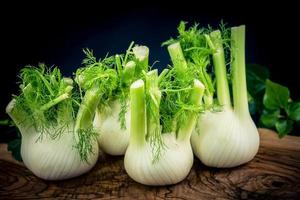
[5,22,261,185]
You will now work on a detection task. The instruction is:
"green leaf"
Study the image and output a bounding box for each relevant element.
[275,119,293,137]
[263,79,290,110]
[7,138,22,161]
[246,64,270,95]
[246,64,270,115]
[286,102,300,121]
[260,109,280,127]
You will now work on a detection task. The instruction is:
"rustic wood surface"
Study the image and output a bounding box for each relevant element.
[0,128,300,200]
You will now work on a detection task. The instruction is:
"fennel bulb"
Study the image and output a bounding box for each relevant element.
[91,43,149,155]
[124,68,204,185]
[6,66,99,180]
[191,25,259,167]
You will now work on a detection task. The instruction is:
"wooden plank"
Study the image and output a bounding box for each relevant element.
[0,128,300,200]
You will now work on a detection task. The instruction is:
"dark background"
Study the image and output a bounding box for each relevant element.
[0,1,298,141]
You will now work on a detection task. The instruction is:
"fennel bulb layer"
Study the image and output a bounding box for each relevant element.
[124,133,193,186]
[94,100,130,155]
[191,109,259,168]
[19,125,99,180]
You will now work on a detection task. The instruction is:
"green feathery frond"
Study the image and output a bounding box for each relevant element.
[12,64,76,139]
[144,70,165,163]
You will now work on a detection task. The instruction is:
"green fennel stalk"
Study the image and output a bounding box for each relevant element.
[205,30,231,108]
[231,25,250,117]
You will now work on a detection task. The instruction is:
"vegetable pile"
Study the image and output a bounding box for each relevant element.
[2,21,299,185]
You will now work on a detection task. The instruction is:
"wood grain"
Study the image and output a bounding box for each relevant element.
[0,128,300,200]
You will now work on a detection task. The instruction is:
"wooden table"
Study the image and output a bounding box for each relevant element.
[0,128,300,200]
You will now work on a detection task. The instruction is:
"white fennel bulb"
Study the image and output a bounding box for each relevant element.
[191,108,259,167]
[191,25,259,168]
[6,66,101,180]
[19,124,98,180]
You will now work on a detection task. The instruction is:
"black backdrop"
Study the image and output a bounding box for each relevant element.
[0,1,298,140]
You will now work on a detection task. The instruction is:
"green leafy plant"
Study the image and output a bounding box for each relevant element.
[246,64,300,137]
